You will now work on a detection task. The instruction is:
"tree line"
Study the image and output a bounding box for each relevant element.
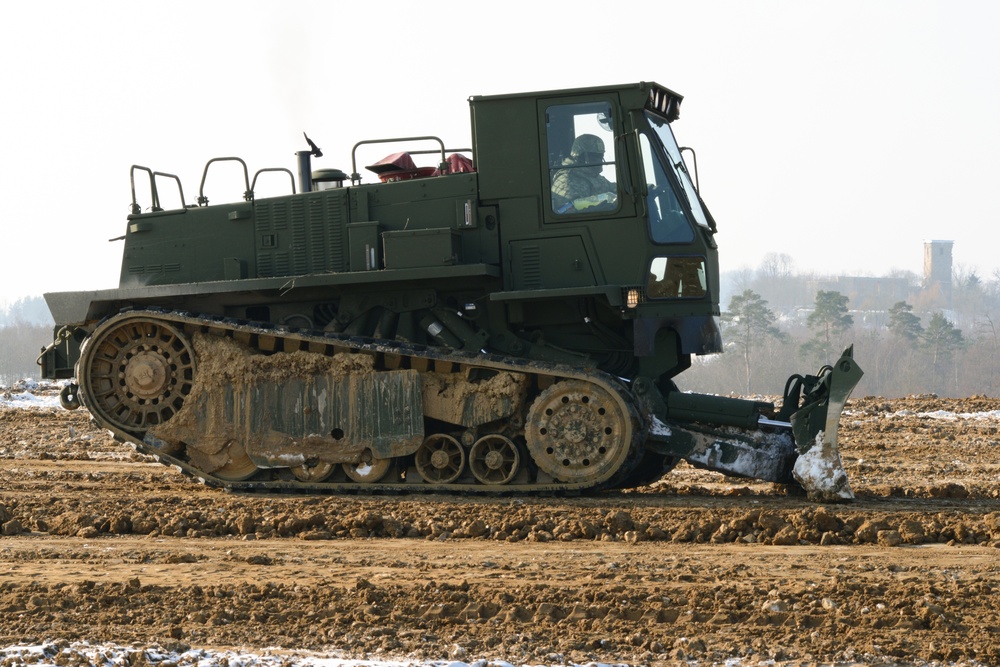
[682,254,997,398]
[0,297,53,387]
[3,261,999,397]
[0,321,52,388]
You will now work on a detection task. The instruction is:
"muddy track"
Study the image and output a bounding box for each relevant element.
[2,398,1000,665]
[76,311,645,494]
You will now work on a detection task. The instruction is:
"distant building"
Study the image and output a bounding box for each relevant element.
[807,275,913,311]
[923,240,953,308]
[805,240,954,312]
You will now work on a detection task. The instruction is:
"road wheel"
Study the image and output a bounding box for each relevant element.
[415,434,465,484]
[525,379,636,486]
[469,434,520,485]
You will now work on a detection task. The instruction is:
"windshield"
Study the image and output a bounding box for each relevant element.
[638,133,694,244]
[644,111,711,230]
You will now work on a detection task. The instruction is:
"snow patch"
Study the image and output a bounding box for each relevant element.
[792,431,854,502]
[649,415,672,437]
[0,642,630,667]
[0,379,65,410]
[918,409,1000,421]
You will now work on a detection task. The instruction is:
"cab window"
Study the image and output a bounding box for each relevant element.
[648,256,707,299]
[545,102,619,215]
[638,132,694,244]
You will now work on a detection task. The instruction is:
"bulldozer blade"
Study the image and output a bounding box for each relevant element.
[789,347,864,502]
[636,347,863,502]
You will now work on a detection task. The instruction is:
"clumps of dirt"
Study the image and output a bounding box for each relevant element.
[5,397,1000,665]
[839,394,1000,501]
[421,370,528,426]
[148,333,380,458]
[421,369,526,403]
[6,404,1000,547]
[4,490,1000,550]
[192,333,376,387]
[157,333,376,433]
[2,551,999,665]
[0,409,127,461]
[852,393,1000,415]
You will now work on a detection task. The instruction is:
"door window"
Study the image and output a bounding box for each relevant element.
[546,103,619,215]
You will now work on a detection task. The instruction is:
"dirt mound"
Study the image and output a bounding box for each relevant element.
[2,396,1000,665]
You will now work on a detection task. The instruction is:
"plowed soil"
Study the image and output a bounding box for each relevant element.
[2,395,1000,665]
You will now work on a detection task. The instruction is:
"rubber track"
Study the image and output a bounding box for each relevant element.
[82,308,648,496]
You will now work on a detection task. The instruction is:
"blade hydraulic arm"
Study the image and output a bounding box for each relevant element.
[635,346,864,502]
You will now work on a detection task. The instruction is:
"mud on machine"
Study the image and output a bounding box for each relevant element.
[39,82,862,500]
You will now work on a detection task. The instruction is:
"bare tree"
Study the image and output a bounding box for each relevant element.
[759,252,795,279]
[0,321,52,387]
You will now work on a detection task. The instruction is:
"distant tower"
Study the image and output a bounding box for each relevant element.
[923,240,953,307]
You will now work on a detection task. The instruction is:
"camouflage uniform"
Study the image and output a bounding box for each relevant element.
[551,134,616,213]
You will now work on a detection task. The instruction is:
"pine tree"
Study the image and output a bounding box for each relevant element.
[923,312,964,394]
[800,290,853,366]
[887,301,923,342]
[722,289,786,393]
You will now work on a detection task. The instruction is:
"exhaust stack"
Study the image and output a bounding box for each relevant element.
[297,132,324,193]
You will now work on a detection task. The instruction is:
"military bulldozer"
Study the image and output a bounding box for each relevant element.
[38,82,862,501]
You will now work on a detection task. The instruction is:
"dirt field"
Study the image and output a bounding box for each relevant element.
[2,395,999,665]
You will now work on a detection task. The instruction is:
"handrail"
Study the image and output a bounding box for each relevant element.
[251,167,296,197]
[130,166,186,213]
[129,165,154,214]
[198,157,251,206]
[350,136,446,184]
[153,171,185,211]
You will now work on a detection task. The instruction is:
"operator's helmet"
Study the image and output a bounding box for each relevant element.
[570,133,605,157]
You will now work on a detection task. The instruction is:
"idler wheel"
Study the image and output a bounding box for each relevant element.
[469,434,520,485]
[342,449,393,483]
[59,383,81,410]
[212,440,259,482]
[414,433,465,484]
[79,316,195,435]
[291,459,336,483]
[525,379,634,485]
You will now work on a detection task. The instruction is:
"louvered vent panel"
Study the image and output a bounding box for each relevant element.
[325,198,346,271]
[271,201,288,230]
[290,199,308,275]
[308,198,327,270]
[522,246,541,289]
[255,193,348,277]
[255,200,276,277]
[258,252,274,277]
[273,250,290,276]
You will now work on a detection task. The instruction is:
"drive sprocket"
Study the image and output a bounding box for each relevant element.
[78,316,195,435]
[525,379,639,486]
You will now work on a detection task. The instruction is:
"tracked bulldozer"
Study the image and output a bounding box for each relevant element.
[38,82,862,500]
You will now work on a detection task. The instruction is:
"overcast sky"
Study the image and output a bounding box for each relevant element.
[2,0,998,306]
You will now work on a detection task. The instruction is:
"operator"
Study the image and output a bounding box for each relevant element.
[551,134,618,214]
